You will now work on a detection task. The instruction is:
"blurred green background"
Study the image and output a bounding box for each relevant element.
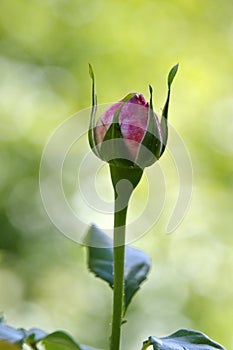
[0,0,232,349]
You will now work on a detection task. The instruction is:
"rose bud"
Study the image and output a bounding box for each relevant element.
[88,64,178,171]
[94,92,162,168]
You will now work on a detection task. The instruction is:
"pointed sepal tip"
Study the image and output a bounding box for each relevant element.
[168,63,179,87]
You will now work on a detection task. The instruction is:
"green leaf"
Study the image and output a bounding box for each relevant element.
[24,328,47,345]
[86,224,150,311]
[42,331,82,350]
[41,331,100,350]
[0,320,97,350]
[0,319,48,348]
[142,329,225,350]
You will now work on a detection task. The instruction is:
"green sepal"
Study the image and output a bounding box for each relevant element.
[160,63,179,157]
[136,85,162,168]
[88,64,100,157]
[142,328,225,350]
[99,93,136,167]
[86,224,150,313]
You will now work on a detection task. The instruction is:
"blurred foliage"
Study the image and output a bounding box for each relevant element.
[0,0,232,349]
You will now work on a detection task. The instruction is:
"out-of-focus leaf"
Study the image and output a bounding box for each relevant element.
[24,327,47,344]
[0,341,21,350]
[86,224,150,311]
[142,329,225,350]
[41,331,82,350]
[0,320,96,350]
[124,241,151,308]
[0,321,24,344]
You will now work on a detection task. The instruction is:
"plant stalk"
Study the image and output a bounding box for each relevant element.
[110,198,128,350]
[109,164,143,350]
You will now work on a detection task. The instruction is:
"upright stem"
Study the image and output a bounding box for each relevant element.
[109,164,143,350]
[110,204,128,350]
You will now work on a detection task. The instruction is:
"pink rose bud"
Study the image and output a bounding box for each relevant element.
[94,93,162,165]
[88,64,178,170]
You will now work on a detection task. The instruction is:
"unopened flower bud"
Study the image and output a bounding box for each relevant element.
[88,64,178,170]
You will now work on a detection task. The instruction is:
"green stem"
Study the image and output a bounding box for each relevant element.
[109,164,143,350]
[110,203,128,350]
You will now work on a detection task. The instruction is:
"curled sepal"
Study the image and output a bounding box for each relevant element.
[160,63,179,157]
[136,85,162,168]
[88,64,100,157]
[141,328,225,350]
